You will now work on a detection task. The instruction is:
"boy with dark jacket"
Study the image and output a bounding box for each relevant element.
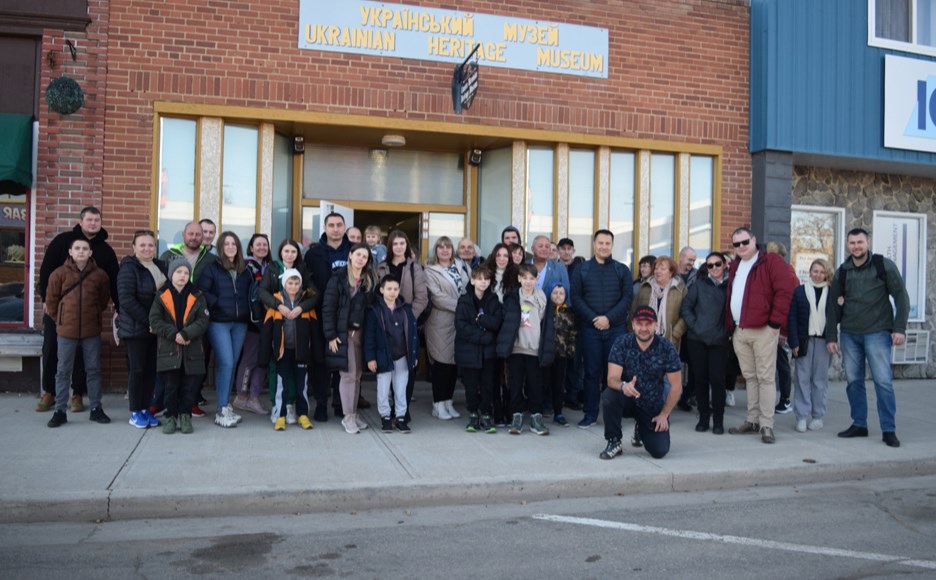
[455,267,504,433]
[543,281,576,427]
[149,259,210,434]
[45,238,112,428]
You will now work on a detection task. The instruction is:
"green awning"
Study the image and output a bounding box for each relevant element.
[0,113,34,190]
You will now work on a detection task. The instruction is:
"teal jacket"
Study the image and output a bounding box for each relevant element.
[825,254,910,341]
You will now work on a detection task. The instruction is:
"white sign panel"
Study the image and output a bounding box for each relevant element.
[298,0,609,78]
[884,54,936,154]
[872,211,927,323]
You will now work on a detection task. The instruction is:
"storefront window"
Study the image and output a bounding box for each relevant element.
[478,147,511,255]
[300,206,320,248]
[272,133,294,246]
[157,117,196,255]
[689,155,714,260]
[221,124,259,244]
[0,192,27,324]
[568,149,595,259]
[525,146,554,248]
[609,151,636,267]
[649,153,675,259]
[427,213,465,259]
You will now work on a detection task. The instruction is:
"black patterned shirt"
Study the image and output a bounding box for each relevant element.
[608,333,682,415]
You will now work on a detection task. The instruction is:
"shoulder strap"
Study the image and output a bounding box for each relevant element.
[60,268,93,300]
[872,254,887,282]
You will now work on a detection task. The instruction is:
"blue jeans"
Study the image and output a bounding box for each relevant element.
[579,324,627,419]
[207,321,248,409]
[840,330,896,432]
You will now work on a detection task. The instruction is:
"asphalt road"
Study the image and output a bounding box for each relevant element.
[2,476,935,579]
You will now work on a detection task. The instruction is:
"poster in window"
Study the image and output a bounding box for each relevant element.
[872,211,927,322]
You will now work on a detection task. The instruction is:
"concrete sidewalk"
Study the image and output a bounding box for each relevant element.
[2,379,934,523]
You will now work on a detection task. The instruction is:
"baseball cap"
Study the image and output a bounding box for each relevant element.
[632,306,658,322]
[557,238,574,248]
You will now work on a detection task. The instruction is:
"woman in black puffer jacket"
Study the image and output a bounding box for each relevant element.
[117,230,167,429]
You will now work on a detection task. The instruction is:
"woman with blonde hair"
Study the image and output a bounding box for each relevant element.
[631,256,687,350]
[787,258,834,432]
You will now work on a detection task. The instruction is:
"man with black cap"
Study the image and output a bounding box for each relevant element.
[556,237,585,281]
[599,306,682,460]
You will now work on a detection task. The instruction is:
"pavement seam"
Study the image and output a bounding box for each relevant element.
[367,415,417,479]
[103,429,150,521]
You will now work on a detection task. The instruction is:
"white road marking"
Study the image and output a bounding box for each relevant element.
[532,514,936,571]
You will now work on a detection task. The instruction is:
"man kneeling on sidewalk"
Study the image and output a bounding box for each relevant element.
[600,306,682,459]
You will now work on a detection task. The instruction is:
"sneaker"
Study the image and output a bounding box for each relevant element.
[197,395,208,406]
[47,410,67,428]
[70,395,85,413]
[481,415,497,434]
[141,409,160,427]
[232,395,249,412]
[600,438,623,460]
[214,406,238,428]
[466,413,481,433]
[509,412,523,434]
[162,416,177,434]
[89,407,111,424]
[577,415,597,429]
[179,414,193,434]
[36,392,55,412]
[795,419,807,433]
[631,423,643,447]
[381,417,393,432]
[341,414,360,434]
[729,421,760,435]
[313,404,329,423]
[274,417,286,431]
[286,404,297,424]
[725,391,736,407]
[775,399,793,414]
[129,411,149,429]
[149,404,165,418]
[432,401,452,420]
[552,413,567,427]
[354,414,369,430]
[761,426,776,444]
[444,400,461,419]
[395,418,411,433]
[230,407,243,424]
[244,397,267,415]
[191,405,206,418]
[298,415,314,430]
[807,418,824,431]
[530,413,549,436]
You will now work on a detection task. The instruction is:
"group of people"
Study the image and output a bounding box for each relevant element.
[36,206,910,456]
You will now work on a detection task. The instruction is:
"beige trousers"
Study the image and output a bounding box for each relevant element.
[732,326,779,429]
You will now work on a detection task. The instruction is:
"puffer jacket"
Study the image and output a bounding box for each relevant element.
[258,259,320,313]
[632,278,687,351]
[363,299,419,373]
[570,257,633,328]
[196,260,252,322]
[117,255,167,339]
[322,267,374,372]
[376,257,430,319]
[258,290,321,367]
[680,273,729,346]
[148,283,210,374]
[45,258,111,339]
[454,286,504,369]
[725,249,798,334]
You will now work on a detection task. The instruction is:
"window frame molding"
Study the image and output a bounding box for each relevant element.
[868,0,936,58]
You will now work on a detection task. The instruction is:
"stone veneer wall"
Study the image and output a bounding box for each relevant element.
[792,166,936,379]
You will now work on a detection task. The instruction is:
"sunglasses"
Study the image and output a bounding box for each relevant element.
[732,238,752,248]
[706,261,724,268]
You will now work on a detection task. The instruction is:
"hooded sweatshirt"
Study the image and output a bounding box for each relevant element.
[513,287,547,356]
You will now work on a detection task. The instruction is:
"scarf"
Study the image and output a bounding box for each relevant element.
[805,279,828,337]
[494,267,506,301]
[441,263,465,296]
[138,257,167,290]
[648,276,680,338]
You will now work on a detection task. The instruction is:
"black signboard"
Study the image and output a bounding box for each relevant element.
[452,45,480,114]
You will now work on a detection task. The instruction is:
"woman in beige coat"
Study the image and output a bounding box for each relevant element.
[423,236,468,420]
[631,255,687,350]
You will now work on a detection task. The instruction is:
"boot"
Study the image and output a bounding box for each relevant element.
[712,416,724,435]
[444,400,460,418]
[695,414,710,432]
[432,401,452,420]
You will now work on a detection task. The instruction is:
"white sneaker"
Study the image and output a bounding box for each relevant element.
[214,406,238,428]
[444,400,460,419]
[286,404,297,424]
[795,419,807,432]
[432,401,452,420]
[808,418,824,431]
[354,413,368,430]
[230,407,243,424]
[725,391,736,407]
[342,414,360,434]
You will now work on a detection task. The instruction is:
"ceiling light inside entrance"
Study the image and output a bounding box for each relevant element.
[381,134,406,147]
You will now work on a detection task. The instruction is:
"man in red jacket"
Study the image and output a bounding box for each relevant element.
[724,227,797,444]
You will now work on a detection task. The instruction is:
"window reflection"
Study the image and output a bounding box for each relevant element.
[568,149,595,260]
[689,156,714,260]
[525,146,554,249]
[427,213,465,259]
[0,192,26,323]
[157,118,196,255]
[650,154,675,258]
[478,147,511,255]
[609,151,636,267]
[272,133,294,246]
[222,124,259,245]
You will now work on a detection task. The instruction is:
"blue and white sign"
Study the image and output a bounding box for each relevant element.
[884,54,936,154]
[297,0,609,78]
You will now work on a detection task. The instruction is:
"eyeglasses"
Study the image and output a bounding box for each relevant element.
[732,238,752,248]
[705,261,723,268]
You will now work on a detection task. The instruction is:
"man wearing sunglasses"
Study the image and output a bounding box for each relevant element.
[724,227,798,444]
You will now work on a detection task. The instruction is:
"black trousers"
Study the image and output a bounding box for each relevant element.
[162,368,200,418]
[685,339,728,420]
[508,354,542,415]
[776,342,792,402]
[602,388,670,459]
[125,336,157,411]
[42,313,87,396]
[461,358,496,415]
[431,361,458,403]
[542,356,568,415]
[491,359,510,422]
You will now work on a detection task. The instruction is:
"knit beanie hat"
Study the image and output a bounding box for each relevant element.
[169,257,191,279]
[280,267,302,284]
